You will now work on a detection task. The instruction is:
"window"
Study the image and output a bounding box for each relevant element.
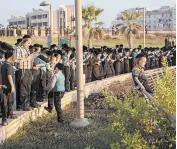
[38,15,42,19]
[32,16,36,20]
[43,14,47,18]
[43,22,48,26]
[63,11,65,18]
[60,18,62,24]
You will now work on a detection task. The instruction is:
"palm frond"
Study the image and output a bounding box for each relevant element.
[96,21,104,26]
[135,12,143,21]
[122,12,131,20]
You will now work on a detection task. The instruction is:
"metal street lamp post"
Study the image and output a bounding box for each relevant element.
[143,7,146,48]
[136,7,146,48]
[40,1,53,47]
[70,0,89,128]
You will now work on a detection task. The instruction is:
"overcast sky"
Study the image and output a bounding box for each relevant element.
[0,0,175,27]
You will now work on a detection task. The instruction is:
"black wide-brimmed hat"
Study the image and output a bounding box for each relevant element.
[0,42,15,52]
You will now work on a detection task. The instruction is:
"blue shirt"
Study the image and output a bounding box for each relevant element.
[46,71,65,92]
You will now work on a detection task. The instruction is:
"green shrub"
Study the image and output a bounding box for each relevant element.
[153,57,176,115]
[104,91,176,149]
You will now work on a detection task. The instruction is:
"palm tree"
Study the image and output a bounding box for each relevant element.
[82,4,104,48]
[117,11,142,49]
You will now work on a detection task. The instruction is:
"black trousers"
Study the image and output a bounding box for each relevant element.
[0,89,7,121]
[30,69,41,106]
[48,92,65,120]
[87,66,92,83]
[38,70,47,101]
[124,59,130,73]
[16,69,33,109]
[70,68,76,90]
[144,82,154,94]
[64,66,71,91]
[114,61,124,75]
[3,89,14,117]
[92,65,101,81]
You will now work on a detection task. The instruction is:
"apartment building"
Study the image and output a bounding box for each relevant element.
[7,5,75,33]
[111,6,176,31]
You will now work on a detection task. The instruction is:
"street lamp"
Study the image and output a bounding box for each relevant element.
[136,7,146,48]
[40,1,53,47]
[70,0,89,128]
[143,7,146,48]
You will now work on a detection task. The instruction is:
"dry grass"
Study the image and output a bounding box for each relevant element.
[0,36,165,48]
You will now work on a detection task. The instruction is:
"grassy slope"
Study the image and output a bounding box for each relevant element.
[0,111,120,149]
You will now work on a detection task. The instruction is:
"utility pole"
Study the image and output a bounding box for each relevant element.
[70,0,89,128]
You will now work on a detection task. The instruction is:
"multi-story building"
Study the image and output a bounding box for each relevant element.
[7,14,26,29]
[7,5,75,33]
[26,8,49,29]
[54,5,75,35]
[146,6,176,31]
[111,6,176,31]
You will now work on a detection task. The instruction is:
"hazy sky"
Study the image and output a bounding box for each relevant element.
[0,0,176,27]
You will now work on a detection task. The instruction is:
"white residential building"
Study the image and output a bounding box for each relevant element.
[7,15,26,29]
[26,8,49,29]
[111,6,176,31]
[7,5,75,33]
[54,5,75,34]
[146,6,176,31]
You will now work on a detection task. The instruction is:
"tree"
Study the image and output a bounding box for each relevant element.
[82,4,104,48]
[116,11,142,49]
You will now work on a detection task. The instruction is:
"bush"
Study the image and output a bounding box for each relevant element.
[104,91,176,149]
[153,57,176,115]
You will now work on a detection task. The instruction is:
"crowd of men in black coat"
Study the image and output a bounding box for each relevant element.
[0,35,175,125]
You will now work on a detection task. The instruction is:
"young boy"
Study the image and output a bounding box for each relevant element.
[45,63,65,123]
[1,51,17,125]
